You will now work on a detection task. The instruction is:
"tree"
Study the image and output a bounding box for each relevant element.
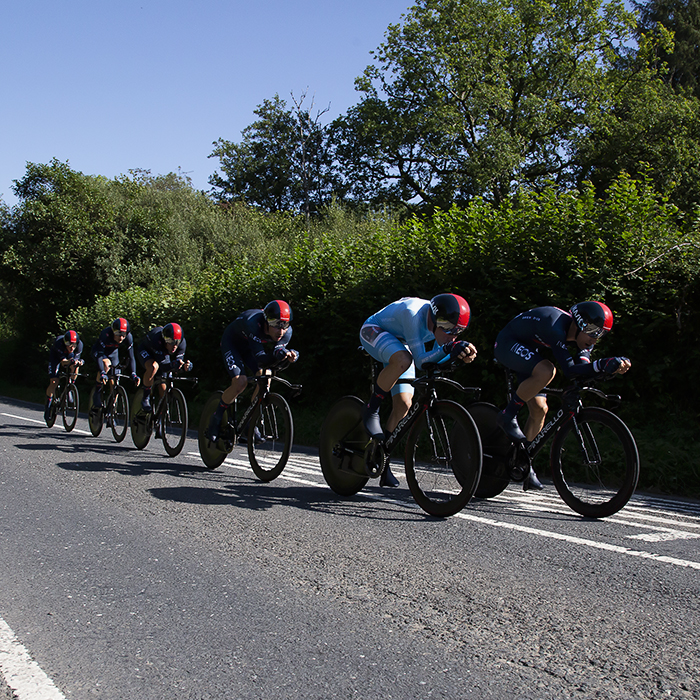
[209,93,341,216]
[634,0,700,96]
[332,0,637,209]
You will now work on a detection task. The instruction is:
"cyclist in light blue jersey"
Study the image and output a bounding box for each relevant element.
[360,294,477,487]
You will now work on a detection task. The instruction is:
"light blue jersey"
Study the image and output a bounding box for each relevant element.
[360,297,448,394]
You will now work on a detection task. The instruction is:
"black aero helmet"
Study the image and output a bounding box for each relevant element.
[112,317,129,335]
[162,322,183,346]
[264,300,292,329]
[569,301,613,339]
[429,293,471,335]
[63,330,79,345]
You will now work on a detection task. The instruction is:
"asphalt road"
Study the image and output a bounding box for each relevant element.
[0,397,698,699]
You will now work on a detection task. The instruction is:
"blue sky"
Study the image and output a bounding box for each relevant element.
[1,0,412,206]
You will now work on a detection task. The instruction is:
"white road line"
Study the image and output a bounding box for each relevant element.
[0,616,66,699]
[1,413,91,436]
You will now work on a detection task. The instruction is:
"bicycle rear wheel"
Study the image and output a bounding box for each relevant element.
[110,385,130,443]
[162,387,188,457]
[550,406,639,518]
[87,387,104,437]
[248,393,293,481]
[467,402,512,499]
[45,379,63,428]
[405,400,482,517]
[131,389,152,450]
[319,396,370,496]
[62,383,79,432]
[198,391,229,470]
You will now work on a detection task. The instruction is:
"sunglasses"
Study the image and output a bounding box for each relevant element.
[581,324,607,339]
[438,321,467,337]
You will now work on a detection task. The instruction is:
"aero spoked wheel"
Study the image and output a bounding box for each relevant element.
[131,389,152,450]
[162,387,188,457]
[110,385,130,443]
[88,387,104,437]
[405,400,482,517]
[550,406,639,518]
[198,392,228,470]
[467,402,512,499]
[319,396,371,497]
[62,383,79,432]
[248,393,293,482]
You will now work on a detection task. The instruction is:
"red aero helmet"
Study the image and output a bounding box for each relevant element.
[112,317,129,334]
[569,301,613,339]
[63,330,79,345]
[429,293,471,335]
[162,322,183,345]
[264,300,292,329]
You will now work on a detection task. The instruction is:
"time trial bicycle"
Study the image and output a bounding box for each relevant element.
[87,365,132,442]
[45,366,81,432]
[319,350,482,518]
[131,371,198,457]
[198,363,302,481]
[467,364,640,518]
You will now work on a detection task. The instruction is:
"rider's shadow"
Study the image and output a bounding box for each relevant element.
[56,457,207,478]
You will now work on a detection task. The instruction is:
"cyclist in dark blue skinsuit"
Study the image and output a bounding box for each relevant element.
[137,323,192,411]
[45,330,84,420]
[90,318,140,409]
[494,301,631,490]
[205,300,299,443]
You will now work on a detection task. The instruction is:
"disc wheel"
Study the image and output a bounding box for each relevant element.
[87,387,104,437]
[319,396,370,497]
[45,393,59,428]
[162,387,188,457]
[405,400,482,517]
[550,407,639,518]
[467,402,512,499]
[131,389,152,450]
[110,385,130,443]
[62,383,79,433]
[198,391,229,470]
[247,393,293,482]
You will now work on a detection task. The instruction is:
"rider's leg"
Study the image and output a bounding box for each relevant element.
[379,391,413,488]
[363,350,412,439]
[524,395,549,442]
[93,357,111,408]
[141,360,158,410]
[498,361,556,442]
[207,374,248,442]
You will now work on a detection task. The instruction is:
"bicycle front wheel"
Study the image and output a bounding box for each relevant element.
[248,393,293,481]
[319,396,370,497]
[87,387,104,437]
[62,383,79,432]
[110,385,130,443]
[131,389,152,450]
[162,387,188,457]
[550,406,639,518]
[405,400,482,517]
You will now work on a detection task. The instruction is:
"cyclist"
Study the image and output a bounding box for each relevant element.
[494,301,631,490]
[360,294,477,487]
[91,317,140,409]
[205,300,299,443]
[45,330,84,421]
[137,322,193,412]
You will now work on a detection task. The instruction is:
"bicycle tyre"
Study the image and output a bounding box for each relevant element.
[198,391,228,470]
[550,406,639,518]
[319,396,370,497]
[87,387,104,437]
[110,385,130,443]
[45,379,63,428]
[62,383,79,432]
[405,400,482,517]
[467,402,512,499]
[131,389,152,450]
[248,392,293,482]
[162,387,188,457]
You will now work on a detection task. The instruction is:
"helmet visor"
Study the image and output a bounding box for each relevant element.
[267,318,290,330]
[580,323,607,339]
[436,319,468,336]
